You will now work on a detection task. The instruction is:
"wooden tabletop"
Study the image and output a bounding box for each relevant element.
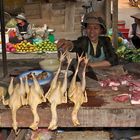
[0,64,139,128]
[0,77,139,128]
[0,52,58,60]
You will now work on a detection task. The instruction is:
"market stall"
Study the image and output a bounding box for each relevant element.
[0,62,140,139]
[1,0,119,76]
[1,0,140,139]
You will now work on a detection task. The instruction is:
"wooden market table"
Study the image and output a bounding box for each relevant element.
[0,52,58,60]
[0,54,140,129]
[0,76,139,128]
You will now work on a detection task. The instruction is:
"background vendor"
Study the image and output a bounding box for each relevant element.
[57,12,118,68]
[9,13,33,44]
[128,13,140,49]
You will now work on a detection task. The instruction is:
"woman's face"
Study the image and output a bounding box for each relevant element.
[16,18,24,24]
[86,23,102,43]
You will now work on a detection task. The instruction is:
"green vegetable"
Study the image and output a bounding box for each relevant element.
[116,47,140,62]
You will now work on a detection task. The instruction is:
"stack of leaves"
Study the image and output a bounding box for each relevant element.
[116,47,140,62]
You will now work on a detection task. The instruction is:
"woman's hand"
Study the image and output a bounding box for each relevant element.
[56,39,73,51]
[87,60,111,68]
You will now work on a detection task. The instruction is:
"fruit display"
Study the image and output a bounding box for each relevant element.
[14,41,37,53]
[34,40,57,53]
[5,40,57,53]
[6,42,16,52]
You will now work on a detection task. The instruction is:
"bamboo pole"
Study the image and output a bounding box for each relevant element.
[105,0,111,29]
[112,0,118,48]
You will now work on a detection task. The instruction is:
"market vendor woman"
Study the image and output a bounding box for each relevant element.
[9,13,33,44]
[57,12,118,68]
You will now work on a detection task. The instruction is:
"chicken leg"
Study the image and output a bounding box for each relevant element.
[28,73,46,130]
[68,54,83,97]
[19,77,26,106]
[45,52,72,130]
[45,52,66,130]
[2,77,25,134]
[8,77,14,96]
[68,55,88,126]
[82,56,88,102]
[61,52,72,103]
[45,52,66,99]
[29,104,39,130]
[1,76,14,106]
[25,76,30,105]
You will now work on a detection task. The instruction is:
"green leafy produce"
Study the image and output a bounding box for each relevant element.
[116,47,140,62]
[116,45,126,58]
[6,18,17,28]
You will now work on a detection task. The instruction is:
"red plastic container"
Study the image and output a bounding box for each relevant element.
[118,20,126,29]
[119,28,129,39]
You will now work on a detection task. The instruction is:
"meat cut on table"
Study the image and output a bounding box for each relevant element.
[113,94,130,102]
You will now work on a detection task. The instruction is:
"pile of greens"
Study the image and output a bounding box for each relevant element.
[116,46,140,62]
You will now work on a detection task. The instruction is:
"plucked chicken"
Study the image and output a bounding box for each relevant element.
[68,55,88,126]
[2,77,27,134]
[45,52,72,130]
[27,73,46,130]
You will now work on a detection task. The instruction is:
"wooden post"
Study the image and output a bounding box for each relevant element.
[0,0,8,77]
[112,0,118,48]
[105,0,111,29]
[65,2,75,32]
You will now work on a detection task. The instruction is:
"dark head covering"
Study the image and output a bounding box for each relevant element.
[16,13,27,21]
[82,12,107,34]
